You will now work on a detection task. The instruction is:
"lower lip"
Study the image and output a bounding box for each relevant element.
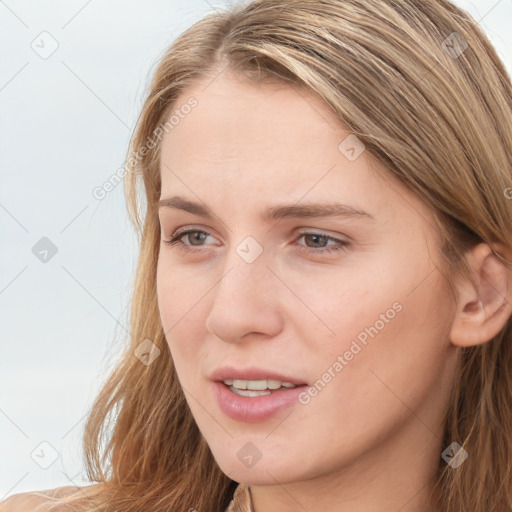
[212,381,308,422]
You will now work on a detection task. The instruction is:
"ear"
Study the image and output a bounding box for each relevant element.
[449,243,512,347]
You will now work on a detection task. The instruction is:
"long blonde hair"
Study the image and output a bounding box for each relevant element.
[46,1,512,511]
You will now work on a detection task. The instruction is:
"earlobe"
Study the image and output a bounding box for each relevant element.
[449,243,512,348]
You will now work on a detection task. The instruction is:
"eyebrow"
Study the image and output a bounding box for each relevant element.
[158,196,375,222]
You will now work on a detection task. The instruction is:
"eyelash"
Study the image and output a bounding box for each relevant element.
[163,228,350,255]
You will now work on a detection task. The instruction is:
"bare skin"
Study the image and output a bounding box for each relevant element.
[156,72,512,512]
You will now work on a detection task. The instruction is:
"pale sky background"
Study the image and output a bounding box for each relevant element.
[1,0,511,500]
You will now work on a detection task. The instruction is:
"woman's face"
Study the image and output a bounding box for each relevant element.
[156,73,459,487]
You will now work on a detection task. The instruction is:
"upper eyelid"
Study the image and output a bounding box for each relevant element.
[168,224,340,235]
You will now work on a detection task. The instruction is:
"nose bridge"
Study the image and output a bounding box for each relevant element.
[205,234,283,342]
[218,233,273,302]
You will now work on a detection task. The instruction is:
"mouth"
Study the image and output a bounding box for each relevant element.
[221,378,303,397]
[209,366,309,421]
[212,378,309,422]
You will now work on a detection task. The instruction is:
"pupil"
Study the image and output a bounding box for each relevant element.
[308,234,325,247]
[191,232,205,245]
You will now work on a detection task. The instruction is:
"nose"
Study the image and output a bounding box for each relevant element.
[205,245,283,344]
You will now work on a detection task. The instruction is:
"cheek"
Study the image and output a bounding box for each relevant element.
[274,255,402,351]
[156,262,209,371]
[156,263,175,332]
[298,253,452,396]
[318,274,452,427]
[156,264,211,419]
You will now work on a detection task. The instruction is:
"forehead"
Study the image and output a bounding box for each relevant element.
[158,74,435,230]
[162,76,342,168]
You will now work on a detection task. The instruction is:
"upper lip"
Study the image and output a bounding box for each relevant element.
[210,366,308,386]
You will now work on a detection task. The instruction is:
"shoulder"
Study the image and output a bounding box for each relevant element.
[0,485,92,512]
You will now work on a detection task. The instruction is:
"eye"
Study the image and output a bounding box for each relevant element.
[163,228,215,254]
[162,228,350,255]
[295,231,350,254]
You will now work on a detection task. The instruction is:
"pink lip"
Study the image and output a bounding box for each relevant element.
[212,381,308,422]
[209,365,307,386]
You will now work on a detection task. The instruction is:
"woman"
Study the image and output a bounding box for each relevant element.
[3,0,512,511]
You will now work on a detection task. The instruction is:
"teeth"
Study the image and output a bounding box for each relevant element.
[222,378,298,390]
[267,379,282,389]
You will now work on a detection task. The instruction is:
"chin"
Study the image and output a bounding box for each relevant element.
[212,448,307,486]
